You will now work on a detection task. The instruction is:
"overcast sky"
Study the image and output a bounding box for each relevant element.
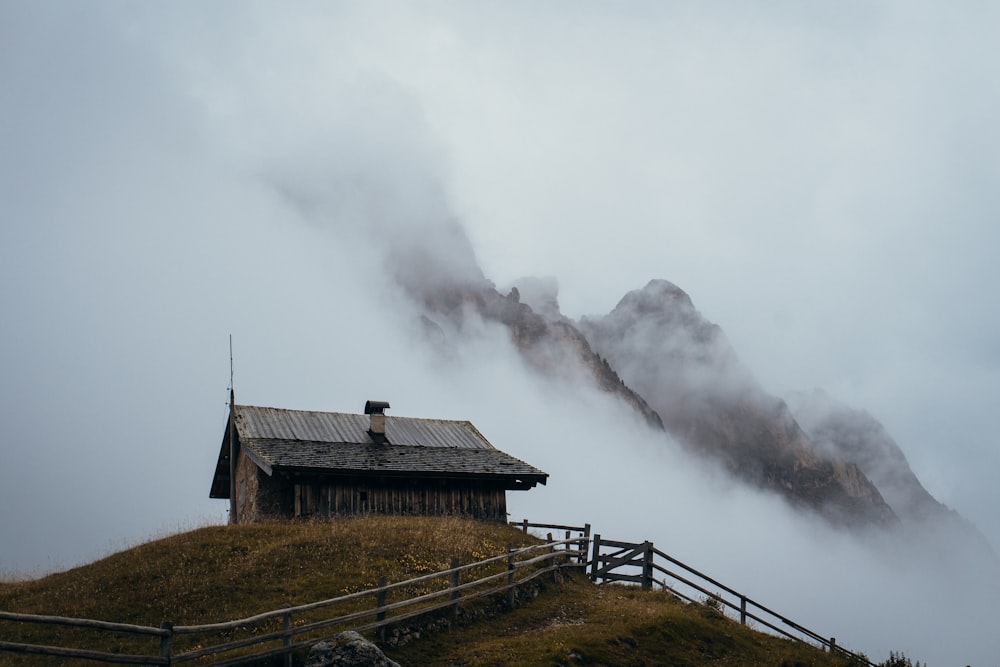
[2,3,999,663]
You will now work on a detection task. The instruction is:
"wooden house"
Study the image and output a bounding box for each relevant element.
[209,400,548,523]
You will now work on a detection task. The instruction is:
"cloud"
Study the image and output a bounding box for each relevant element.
[2,3,999,664]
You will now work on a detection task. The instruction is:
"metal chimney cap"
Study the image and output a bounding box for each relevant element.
[364,400,391,415]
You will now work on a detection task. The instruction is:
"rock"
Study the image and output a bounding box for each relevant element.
[509,275,561,321]
[577,279,897,528]
[305,631,401,667]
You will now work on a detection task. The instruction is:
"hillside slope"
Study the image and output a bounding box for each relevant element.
[0,518,867,667]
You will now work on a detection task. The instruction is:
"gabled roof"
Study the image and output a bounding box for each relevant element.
[237,405,497,450]
[210,404,548,498]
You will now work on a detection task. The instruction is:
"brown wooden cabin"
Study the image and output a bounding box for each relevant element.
[209,400,548,524]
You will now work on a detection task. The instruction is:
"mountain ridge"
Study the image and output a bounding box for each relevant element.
[413,273,990,552]
[575,279,895,527]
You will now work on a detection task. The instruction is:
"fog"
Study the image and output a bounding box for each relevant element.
[2,3,999,664]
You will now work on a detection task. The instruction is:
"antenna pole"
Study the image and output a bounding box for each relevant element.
[229,334,235,400]
[228,334,237,524]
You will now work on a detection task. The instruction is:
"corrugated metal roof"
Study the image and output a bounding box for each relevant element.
[235,405,495,450]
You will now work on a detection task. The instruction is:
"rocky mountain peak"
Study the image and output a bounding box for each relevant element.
[408,270,990,535]
[416,277,664,429]
[613,278,695,315]
[508,276,562,322]
[577,279,895,526]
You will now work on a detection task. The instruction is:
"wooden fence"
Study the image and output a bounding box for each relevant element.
[1,520,874,666]
[587,533,875,666]
[0,534,586,666]
[511,520,591,567]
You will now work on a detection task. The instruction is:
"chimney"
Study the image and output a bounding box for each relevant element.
[364,400,390,442]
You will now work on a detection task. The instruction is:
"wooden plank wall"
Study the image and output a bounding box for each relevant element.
[291,480,509,521]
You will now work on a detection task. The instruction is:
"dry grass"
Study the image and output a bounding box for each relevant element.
[387,574,866,666]
[0,517,866,667]
[0,517,536,665]
[2,517,530,619]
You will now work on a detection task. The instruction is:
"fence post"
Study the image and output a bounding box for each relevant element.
[740,596,747,625]
[450,557,461,618]
[506,543,516,608]
[590,534,601,582]
[642,541,653,591]
[829,637,836,653]
[376,576,388,643]
[581,523,591,566]
[281,604,293,667]
[521,519,529,533]
[547,533,558,582]
[158,621,174,665]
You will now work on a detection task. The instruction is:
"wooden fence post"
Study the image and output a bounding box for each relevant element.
[282,604,293,667]
[590,534,601,582]
[582,524,591,566]
[740,596,747,625]
[521,519,529,533]
[547,533,558,582]
[829,637,836,653]
[642,541,653,591]
[158,621,174,665]
[450,557,461,618]
[506,543,516,608]
[376,576,388,643]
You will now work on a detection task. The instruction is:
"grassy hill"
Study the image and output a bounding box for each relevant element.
[0,517,868,666]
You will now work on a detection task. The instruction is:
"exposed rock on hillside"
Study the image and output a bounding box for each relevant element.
[306,631,401,667]
[391,217,974,535]
[507,275,562,321]
[576,280,895,526]
[413,278,664,430]
[789,389,995,553]
[412,276,891,527]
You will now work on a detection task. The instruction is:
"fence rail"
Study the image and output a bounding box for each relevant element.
[0,534,585,666]
[587,533,874,666]
[510,520,591,567]
[2,520,872,666]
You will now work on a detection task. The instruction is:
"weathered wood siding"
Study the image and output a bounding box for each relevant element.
[291,479,509,522]
[233,450,509,524]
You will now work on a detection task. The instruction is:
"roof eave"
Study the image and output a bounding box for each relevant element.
[241,442,274,477]
[271,465,547,488]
